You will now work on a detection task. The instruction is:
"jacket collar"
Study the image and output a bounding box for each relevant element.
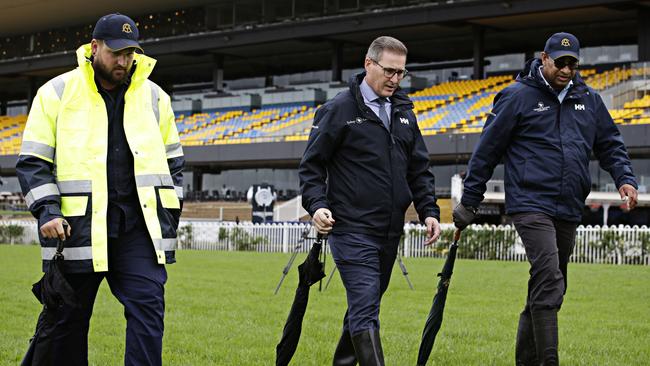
[516,58,588,99]
[349,72,414,111]
[76,44,157,88]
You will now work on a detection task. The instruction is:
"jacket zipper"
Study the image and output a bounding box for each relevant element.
[557,93,581,217]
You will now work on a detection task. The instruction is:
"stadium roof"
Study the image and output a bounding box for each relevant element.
[1,0,650,101]
[0,0,208,35]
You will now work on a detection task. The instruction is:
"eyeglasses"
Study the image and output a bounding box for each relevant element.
[552,56,579,70]
[371,59,408,79]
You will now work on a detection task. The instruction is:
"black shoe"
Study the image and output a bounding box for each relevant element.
[333,330,357,366]
[515,308,539,366]
[351,329,384,366]
[531,309,559,366]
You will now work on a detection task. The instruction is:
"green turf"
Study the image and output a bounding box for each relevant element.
[1,245,648,365]
[0,210,31,216]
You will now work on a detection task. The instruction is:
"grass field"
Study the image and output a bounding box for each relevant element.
[1,245,649,365]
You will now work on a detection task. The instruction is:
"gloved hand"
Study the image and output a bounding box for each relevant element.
[452,203,477,230]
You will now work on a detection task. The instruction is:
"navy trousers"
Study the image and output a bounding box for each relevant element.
[41,228,167,366]
[329,232,400,336]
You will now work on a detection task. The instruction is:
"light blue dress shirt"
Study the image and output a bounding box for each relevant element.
[360,79,391,128]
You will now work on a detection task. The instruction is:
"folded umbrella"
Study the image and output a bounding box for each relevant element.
[417,229,461,366]
[275,235,326,366]
[22,227,79,366]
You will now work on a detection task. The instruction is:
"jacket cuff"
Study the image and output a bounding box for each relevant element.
[308,201,329,217]
[616,178,638,190]
[36,204,63,227]
[461,194,482,209]
[421,209,440,223]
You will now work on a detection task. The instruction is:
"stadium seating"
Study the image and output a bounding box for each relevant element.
[583,67,647,91]
[412,76,513,135]
[4,66,650,155]
[178,105,316,145]
[0,115,27,155]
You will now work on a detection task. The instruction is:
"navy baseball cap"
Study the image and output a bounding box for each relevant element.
[544,32,579,60]
[92,13,143,52]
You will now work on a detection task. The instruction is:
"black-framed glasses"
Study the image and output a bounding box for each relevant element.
[552,56,579,70]
[371,59,408,79]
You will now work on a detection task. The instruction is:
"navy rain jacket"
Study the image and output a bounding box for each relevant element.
[462,58,637,222]
[299,72,439,237]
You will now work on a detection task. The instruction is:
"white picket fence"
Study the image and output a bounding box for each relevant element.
[4,219,649,265]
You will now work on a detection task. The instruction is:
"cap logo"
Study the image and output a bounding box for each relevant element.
[561,38,571,47]
[122,23,133,34]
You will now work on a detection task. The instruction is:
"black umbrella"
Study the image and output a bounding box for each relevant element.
[275,235,326,366]
[22,227,79,366]
[417,229,461,366]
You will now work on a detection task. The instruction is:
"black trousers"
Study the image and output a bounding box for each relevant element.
[512,212,577,365]
[512,212,577,312]
[32,228,167,366]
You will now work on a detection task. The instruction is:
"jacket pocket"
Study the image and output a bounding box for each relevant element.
[61,196,88,217]
[521,157,559,191]
[159,188,180,209]
[155,187,180,238]
[58,194,92,248]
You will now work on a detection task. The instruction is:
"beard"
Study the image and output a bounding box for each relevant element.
[93,59,129,86]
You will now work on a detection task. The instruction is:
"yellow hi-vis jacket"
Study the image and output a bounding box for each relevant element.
[16,44,184,272]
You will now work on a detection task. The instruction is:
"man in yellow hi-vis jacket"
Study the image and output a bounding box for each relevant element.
[16,13,183,365]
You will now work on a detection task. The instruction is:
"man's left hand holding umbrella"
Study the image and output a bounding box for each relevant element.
[23,220,78,366]
[39,217,71,241]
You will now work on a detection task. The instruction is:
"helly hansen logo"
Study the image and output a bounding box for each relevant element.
[399,117,409,125]
[575,104,585,111]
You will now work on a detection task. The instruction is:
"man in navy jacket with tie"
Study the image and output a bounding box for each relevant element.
[299,36,441,366]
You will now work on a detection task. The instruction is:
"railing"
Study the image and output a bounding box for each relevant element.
[178,221,650,265]
[4,220,649,265]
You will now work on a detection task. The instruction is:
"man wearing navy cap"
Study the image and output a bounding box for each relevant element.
[18,13,183,365]
[453,32,637,365]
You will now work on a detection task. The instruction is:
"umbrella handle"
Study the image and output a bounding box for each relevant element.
[56,222,70,255]
[453,229,461,243]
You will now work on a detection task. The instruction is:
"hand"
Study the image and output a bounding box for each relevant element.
[40,218,71,241]
[424,217,441,246]
[312,208,335,234]
[618,184,638,211]
[453,203,477,230]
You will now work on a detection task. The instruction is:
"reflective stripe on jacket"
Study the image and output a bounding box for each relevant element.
[17,44,184,272]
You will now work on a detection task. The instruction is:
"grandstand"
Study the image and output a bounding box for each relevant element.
[3,66,650,155]
[169,66,650,147]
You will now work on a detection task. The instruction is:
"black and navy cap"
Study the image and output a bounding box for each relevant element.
[92,13,143,53]
[544,32,579,60]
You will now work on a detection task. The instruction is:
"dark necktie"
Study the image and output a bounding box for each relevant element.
[375,98,390,130]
